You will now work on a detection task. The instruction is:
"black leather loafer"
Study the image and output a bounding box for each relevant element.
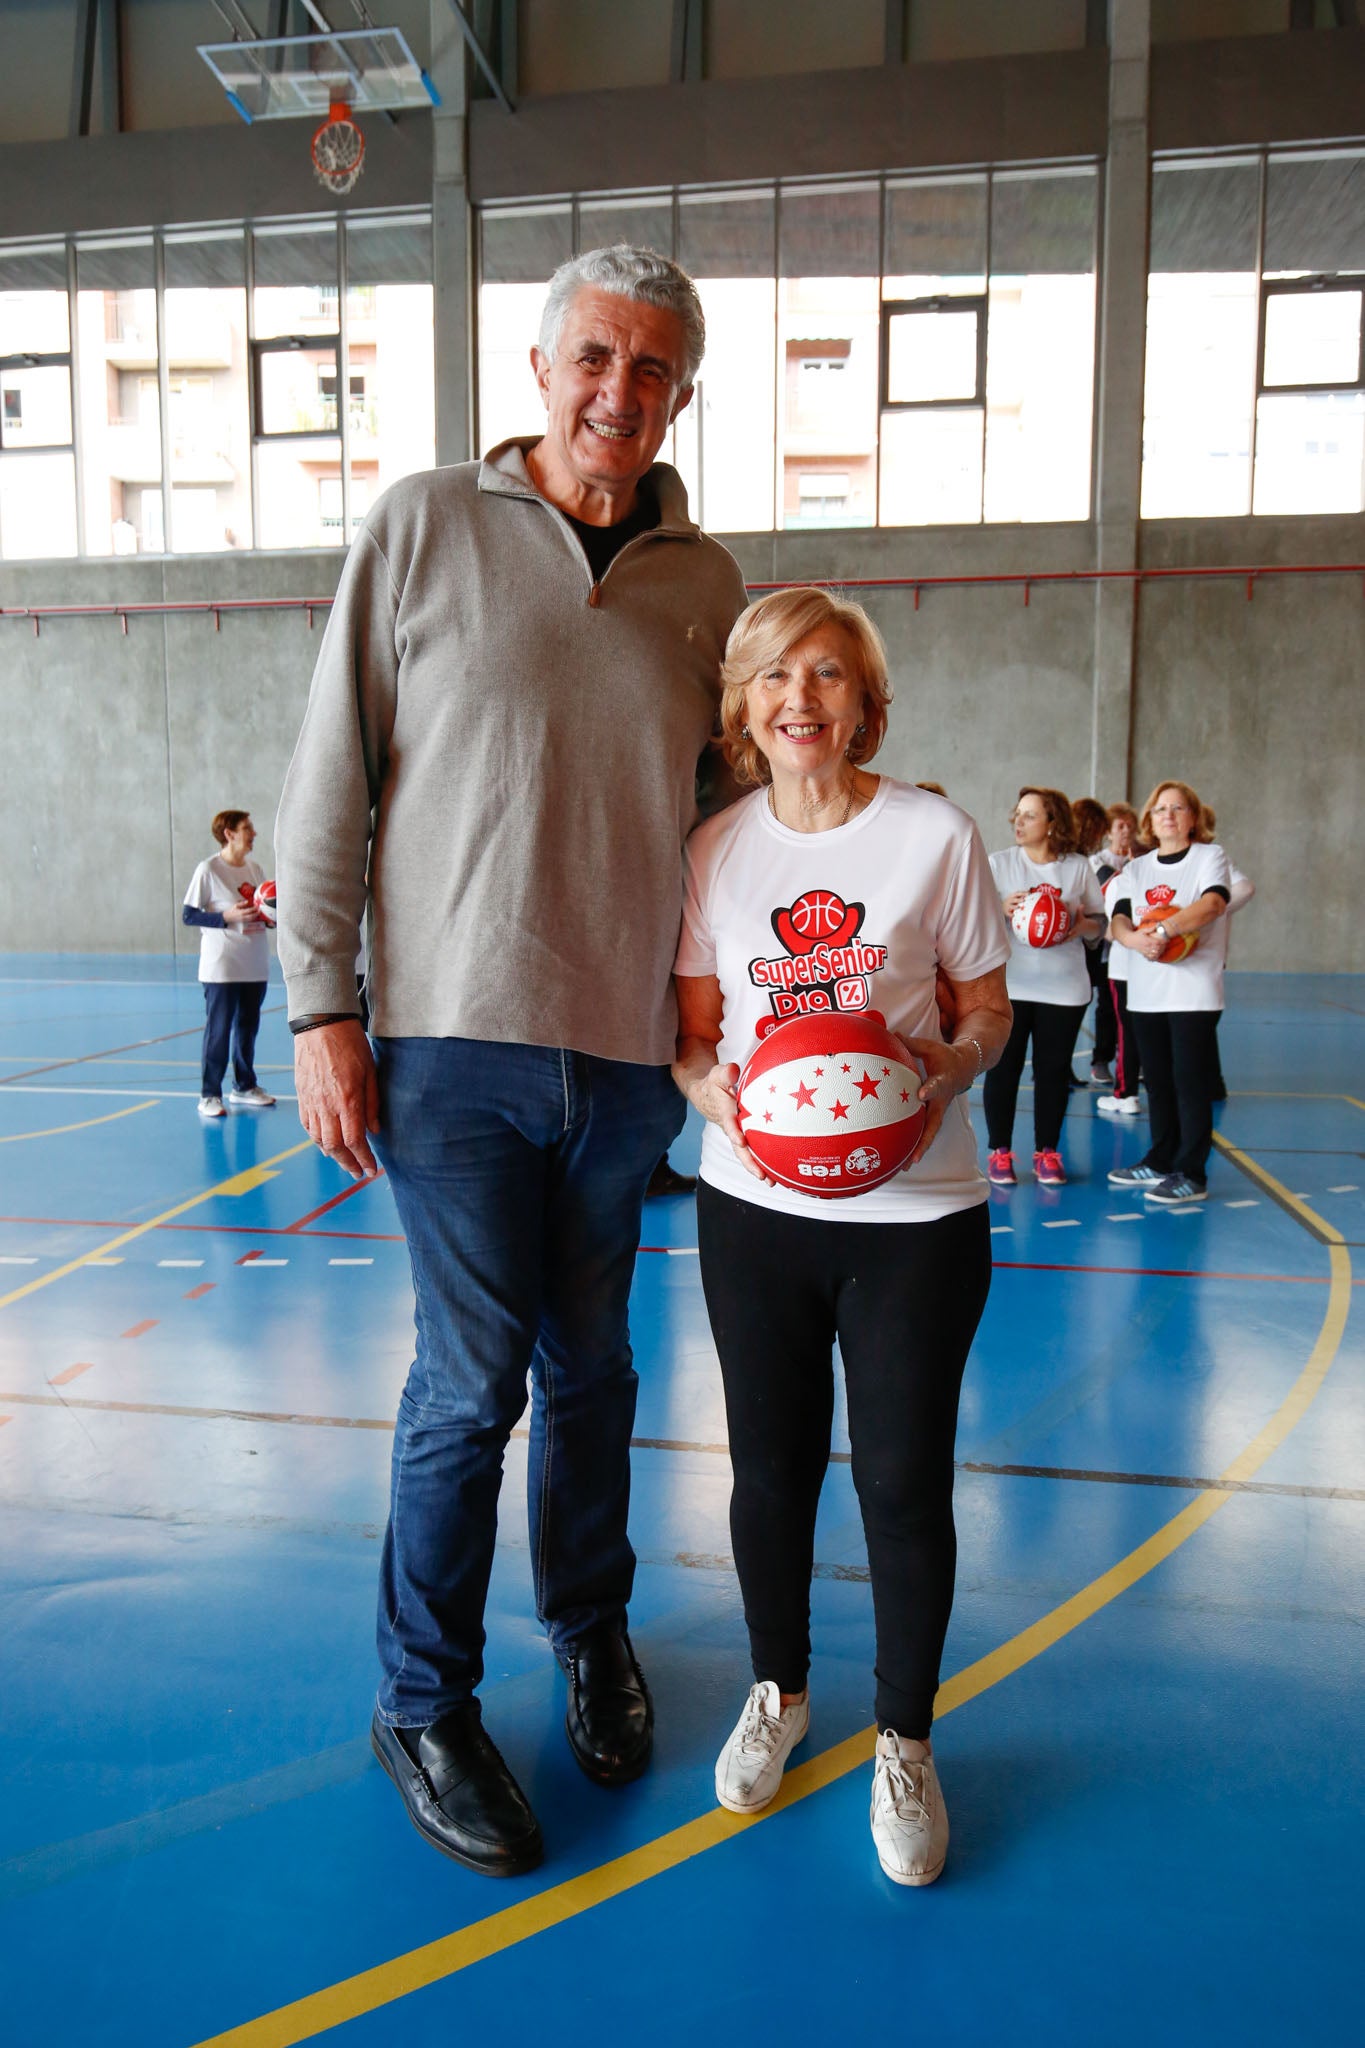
[371,1705,544,1875]
[563,1624,654,1785]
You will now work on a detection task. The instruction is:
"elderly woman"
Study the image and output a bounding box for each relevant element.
[672,588,1011,1886]
[1107,780,1230,1205]
[983,787,1106,1186]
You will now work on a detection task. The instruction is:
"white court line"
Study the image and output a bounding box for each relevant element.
[1106,1213,1145,1223]
[1328,1184,1358,1194]
[664,1247,700,1256]
[0,1085,298,1101]
[244,1258,289,1268]
[1041,1219,1081,1230]
[0,1256,38,1265]
[1224,1199,1259,1209]
[329,1257,374,1266]
[989,1225,1013,1235]
[158,1259,204,1269]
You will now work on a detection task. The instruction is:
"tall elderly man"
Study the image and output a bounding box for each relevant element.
[275,247,745,1876]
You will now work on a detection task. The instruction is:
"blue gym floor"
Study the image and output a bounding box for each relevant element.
[0,960,1360,2047]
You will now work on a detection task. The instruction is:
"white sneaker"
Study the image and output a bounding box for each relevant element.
[1096,1094,1140,1118]
[870,1730,948,1886]
[714,1680,809,1814]
[197,1095,226,1119]
[227,1086,276,1107]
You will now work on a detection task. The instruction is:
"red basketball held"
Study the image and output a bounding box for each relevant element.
[1011,885,1071,949]
[736,1011,926,1199]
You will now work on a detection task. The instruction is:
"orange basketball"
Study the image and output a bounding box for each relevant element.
[1137,906,1196,962]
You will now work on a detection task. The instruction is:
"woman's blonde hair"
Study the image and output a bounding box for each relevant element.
[1138,779,1211,845]
[718,587,893,788]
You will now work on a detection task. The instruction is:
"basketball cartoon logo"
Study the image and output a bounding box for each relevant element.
[772,889,864,957]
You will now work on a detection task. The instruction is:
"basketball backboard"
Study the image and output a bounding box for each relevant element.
[198,27,439,123]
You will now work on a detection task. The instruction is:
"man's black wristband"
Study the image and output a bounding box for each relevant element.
[289,1014,357,1036]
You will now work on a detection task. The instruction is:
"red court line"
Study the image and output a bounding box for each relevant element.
[183,1282,216,1300]
[120,1320,157,1338]
[285,1171,384,1233]
[236,1250,263,1265]
[49,1361,95,1386]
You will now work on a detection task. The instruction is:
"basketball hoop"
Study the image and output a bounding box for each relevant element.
[311,99,365,193]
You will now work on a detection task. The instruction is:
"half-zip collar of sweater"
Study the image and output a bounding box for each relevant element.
[478,436,701,606]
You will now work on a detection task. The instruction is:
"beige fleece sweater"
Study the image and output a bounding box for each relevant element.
[275,440,747,1064]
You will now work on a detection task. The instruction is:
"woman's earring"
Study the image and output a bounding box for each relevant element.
[855,722,866,734]
[740,725,750,739]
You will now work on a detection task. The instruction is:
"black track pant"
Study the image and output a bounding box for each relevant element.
[1131,1009,1221,1183]
[696,1186,991,1737]
[1112,979,1142,1098]
[1088,946,1118,1065]
[982,999,1088,1154]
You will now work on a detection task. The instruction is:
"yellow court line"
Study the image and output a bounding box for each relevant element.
[191,1139,1355,2048]
[0,1139,315,1314]
[1345,1096,1365,1115]
[0,1099,159,1145]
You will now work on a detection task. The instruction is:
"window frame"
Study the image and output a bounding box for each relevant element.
[1256,273,1365,398]
[250,331,344,443]
[878,293,989,413]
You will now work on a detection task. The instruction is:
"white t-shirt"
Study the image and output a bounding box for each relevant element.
[1103,868,1130,983]
[675,778,1009,1223]
[988,847,1105,1006]
[184,854,271,984]
[1114,842,1231,1013]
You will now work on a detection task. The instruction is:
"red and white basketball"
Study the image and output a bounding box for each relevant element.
[253,879,278,926]
[735,1011,926,1199]
[1012,885,1071,949]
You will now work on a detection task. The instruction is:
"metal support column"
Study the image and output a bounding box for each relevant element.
[431,0,473,465]
[1090,0,1151,798]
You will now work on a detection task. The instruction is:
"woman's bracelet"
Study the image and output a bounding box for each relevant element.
[953,1035,985,1085]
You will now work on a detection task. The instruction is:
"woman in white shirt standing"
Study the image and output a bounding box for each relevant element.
[1107,781,1229,1205]
[673,588,1011,1887]
[983,789,1105,1186]
[181,809,277,1120]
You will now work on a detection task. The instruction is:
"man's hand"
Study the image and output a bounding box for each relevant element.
[294,1020,380,1180]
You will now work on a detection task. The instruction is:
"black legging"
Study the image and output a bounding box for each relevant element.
[1130,1009,1221,1182]
[696,1185,991,1737]
[983,999,1088,1154]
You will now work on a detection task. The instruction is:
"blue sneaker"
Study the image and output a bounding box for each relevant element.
[1107,1163,1164,1188]
[1145,1174,1208,1205]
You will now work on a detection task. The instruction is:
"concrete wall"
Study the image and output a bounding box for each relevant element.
[5,511,1361,970]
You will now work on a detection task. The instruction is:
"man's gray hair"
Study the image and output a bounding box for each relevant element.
[538,245,705,385]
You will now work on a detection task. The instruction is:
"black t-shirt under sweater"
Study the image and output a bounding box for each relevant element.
[564,479,660,581]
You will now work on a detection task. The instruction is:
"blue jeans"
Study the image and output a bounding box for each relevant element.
[201,980,265,1097]
[370,1036,684,1727]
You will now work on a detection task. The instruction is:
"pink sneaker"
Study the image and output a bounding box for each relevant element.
[987,1149,1016,1186]
[1033,1149,1067,1185]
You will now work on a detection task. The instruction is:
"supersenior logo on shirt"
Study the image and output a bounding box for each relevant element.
[748,888,889,1024]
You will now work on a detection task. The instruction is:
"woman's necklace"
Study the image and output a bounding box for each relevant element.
[770,775,865,832]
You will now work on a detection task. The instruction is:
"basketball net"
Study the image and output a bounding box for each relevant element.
[311,100,365,194]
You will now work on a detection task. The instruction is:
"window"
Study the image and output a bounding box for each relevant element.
[0,210,434,560]
[0,244,77,558]
[1144,147,1365,518]
[1143,159,1260,517]
[76,237,161,555]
